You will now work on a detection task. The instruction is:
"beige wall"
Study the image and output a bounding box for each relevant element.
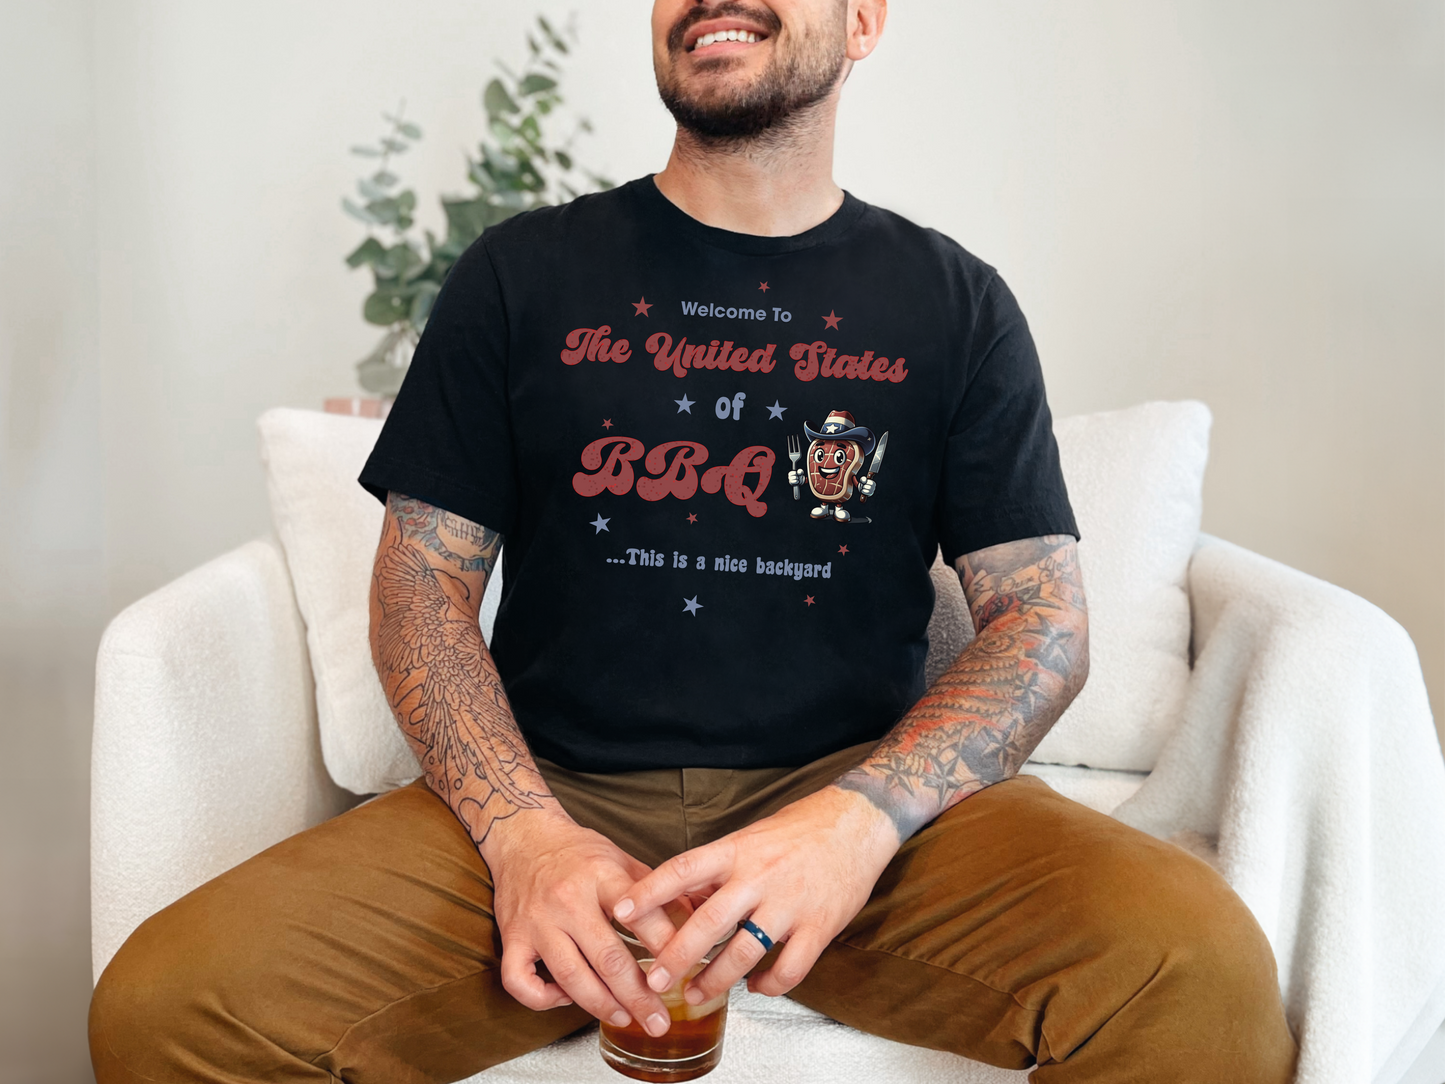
[1,0,103,644]
[81,0,1443,730]
[0,5,100,1081]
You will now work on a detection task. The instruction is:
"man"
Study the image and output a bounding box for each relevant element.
[89,2,1298,1081]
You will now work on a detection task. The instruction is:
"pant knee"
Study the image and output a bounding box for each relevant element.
[89,908,247,1083]
[1087,846,1297,1078]
[90,929,191,1081]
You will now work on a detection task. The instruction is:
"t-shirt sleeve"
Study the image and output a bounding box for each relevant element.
[357,237,519,536]
[937,273,1079,565]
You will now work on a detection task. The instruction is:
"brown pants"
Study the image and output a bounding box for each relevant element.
[89,745,1297,1083]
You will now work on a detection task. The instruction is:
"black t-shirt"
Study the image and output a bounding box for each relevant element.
[360,176,1077,773]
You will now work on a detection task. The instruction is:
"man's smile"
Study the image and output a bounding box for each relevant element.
[683,18,773,58]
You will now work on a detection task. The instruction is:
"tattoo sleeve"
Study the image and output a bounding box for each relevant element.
[370,492,559,849]
[834,534,1090,843]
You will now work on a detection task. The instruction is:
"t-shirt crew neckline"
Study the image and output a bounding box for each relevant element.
[632,173,869,256]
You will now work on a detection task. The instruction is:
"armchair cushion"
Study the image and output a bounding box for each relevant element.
[260,410,420,793]
[1034,400,1210,770]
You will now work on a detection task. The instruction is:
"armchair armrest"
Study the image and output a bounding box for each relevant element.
[91,537,355,982]
[1115,534,1445,1084]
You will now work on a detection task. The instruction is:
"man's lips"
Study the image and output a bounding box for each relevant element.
[684,19,772,56]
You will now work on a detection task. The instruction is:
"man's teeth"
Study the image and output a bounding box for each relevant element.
[694,29,761,48]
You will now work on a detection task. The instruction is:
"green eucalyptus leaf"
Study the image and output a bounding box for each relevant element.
[372,169,399,188]
[365,197,401,226]
[484,78,520,117]
[489,117,518,144]
[343,197,380,225]
[382,242,424,280]
[398,121,422,139]
[398,190,417,213]
[351,145,382,157]
[518,73,558,96]
[363,284,417,326]
[468,159,497,191]
[345,236,387,268]
[555,149,573,170]
[410,281,441,326]
[537,15,568,53]
[442,196,493,245]
[358,178,387,201]
[381,137,409,154]
[519,114,541,143]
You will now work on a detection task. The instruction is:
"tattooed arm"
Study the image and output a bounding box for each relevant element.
[834,534,1090,842]
[369,492,673,1032]
[368,491,559,845]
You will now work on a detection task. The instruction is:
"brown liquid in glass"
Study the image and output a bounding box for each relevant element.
[599,962,727,1082]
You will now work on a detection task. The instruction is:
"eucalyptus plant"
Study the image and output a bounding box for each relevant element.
[344,15,610,395]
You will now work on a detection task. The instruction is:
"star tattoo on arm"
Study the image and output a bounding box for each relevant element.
[370,492,561,849]
[834,534,1089,843]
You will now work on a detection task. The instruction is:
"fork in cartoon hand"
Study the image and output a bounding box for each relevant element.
[786,434,802,500]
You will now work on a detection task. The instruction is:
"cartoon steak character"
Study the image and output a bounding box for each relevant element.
[786,410,884,523]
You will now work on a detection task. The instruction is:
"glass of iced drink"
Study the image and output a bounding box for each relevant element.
[599,928,734,1082]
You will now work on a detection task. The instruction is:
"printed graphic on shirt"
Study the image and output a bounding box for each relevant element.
[785,410,890,525]
[564,283,909,620]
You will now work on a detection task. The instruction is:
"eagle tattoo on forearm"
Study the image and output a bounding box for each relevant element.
[372,495,553,848]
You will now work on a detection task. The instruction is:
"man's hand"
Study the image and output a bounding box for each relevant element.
[612,786,898,1012]
[484,813,681,1036]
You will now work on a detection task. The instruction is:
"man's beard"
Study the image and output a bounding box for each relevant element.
[656,2,847,143]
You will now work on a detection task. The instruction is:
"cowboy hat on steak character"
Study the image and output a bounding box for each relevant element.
[787,410,890,523]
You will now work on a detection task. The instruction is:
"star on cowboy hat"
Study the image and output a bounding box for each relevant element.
[803,410,876,457]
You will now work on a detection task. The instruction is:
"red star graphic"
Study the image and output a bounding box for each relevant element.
[758,281,770,293]
[602,418,613,429]
[804,595,816,607]
[838,544,849,556]
[632,297,652,317]
[686,513,697,524]
[822,310,842,330]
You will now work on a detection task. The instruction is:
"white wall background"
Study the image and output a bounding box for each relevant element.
[1,1,1441,1079]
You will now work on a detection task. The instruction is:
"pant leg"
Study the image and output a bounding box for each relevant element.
[788,775,1298,1083]
[89,780,591,1084]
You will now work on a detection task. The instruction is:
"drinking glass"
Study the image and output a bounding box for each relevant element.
[599,927,734,1082]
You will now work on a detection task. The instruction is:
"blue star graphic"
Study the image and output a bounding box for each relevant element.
[590,514,611,534]
[675,394,695,414]
[767,400,787,420]
[682,596,703,616]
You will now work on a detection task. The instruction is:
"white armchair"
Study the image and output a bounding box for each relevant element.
[91,405,1445,1084]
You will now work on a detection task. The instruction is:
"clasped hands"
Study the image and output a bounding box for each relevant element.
[490,786,899,1037]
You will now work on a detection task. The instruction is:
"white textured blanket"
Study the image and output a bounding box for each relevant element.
[1116,537,1445,1084]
